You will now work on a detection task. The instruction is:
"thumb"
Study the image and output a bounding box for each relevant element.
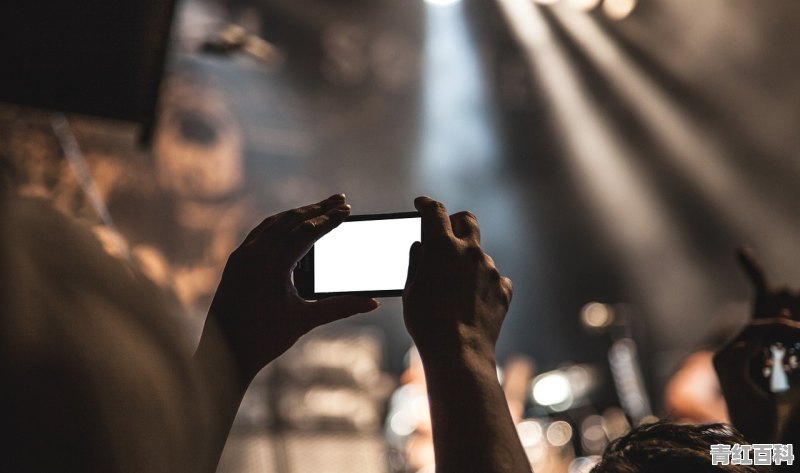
[301,296,380,331]
[405,241,423,288]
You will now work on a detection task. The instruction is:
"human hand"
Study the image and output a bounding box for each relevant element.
[402,196,513,365]
[204,194,380,384]
[713,248,800,442]
[713,321,800,443]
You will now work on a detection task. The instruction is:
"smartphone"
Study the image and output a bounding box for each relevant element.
[294,212,421,299]
[750,325,800,395]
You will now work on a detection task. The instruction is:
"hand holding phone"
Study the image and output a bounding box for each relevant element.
[737,248,800,394]
[294,212,422,298]
[199,194,380,385]
[712,248,800,443]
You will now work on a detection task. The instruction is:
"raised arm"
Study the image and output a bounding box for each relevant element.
[713,248,800,444]
[193,194,380,472]
[402,196,531,473]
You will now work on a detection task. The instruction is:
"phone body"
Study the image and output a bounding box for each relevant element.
[750,324,800,395]
[294,212,421,299]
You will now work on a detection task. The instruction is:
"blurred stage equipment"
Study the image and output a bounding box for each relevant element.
[608,338,652,423]
[0,0,177,144]
[579,301,653,423]
[531,365,598,412]
[268,327,394,473]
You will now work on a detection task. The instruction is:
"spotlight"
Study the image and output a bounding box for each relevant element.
[567,0,601,11]
[581,302,614,329]
[531,365,597,411]
[424,0,462,6]
[517,420,545,447]
[602,0,637,20]
[532,372,573,410]
[546,420,573,447]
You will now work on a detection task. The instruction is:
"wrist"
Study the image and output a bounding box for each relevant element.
[416,328,497,376]
[195,316,255,393]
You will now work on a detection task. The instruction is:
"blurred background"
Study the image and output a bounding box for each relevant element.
[2,0,800,471]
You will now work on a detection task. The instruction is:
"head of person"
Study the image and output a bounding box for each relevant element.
[0,196,211,473]
[592,421,767,473]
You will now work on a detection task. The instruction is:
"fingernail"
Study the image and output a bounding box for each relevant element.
[327,193,346,201]
[328,204,350,215]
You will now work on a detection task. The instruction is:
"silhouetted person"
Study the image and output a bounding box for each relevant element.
[1,193,532,473]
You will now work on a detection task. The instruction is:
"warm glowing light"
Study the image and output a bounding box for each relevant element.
[390,410,416,436]
[424,0,462,6]
[532,372,573,408]
[581,302,614,328]
[546,420,573,447]
[580,415,608,454]
[602,0,637,20]
[567,0,601,11]
[569,456,601,473]
[517,420,544,447]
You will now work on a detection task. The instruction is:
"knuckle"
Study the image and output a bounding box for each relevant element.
[285,208,305,220]
[463,244,484,262]
[430,200,447,213]
[457,210,478,223]
[502,277,513,299]
[297,219,319,234]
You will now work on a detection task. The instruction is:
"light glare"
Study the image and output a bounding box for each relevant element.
[602,0,637,20]
[424,0,462,6]
[546,420,574,447]
[581,302,614,328]
[532,372,572,407]
[567,0,601,11]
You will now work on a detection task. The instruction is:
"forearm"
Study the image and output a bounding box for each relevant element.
[192,320,254,473]
[420,344,532,473]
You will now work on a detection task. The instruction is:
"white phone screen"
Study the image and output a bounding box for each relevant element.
[314,217,421,292]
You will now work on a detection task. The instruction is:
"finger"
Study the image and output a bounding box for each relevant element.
[241,194,346,246]
[414,196,452,240]
[284,204,351,263]
[501,276,513,305]
[405,241,423,288]
[264,194,348,239]
[450,211,481,244]
[301,296,381,332]
[737,246,768,295]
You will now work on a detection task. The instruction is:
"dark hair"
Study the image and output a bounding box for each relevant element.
[592,421,768,473]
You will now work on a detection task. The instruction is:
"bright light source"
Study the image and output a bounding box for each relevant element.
[390,410,416,436]
[569,456,601,473]
[517,420,544,447]
[411,395,430,423]
[567,0,601,11]
[580,415,608,454]
[546,420,574,447]
[581,302,614,328]
[532,372,573,408]
[424,0,462,6]
[602,0,637,20]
